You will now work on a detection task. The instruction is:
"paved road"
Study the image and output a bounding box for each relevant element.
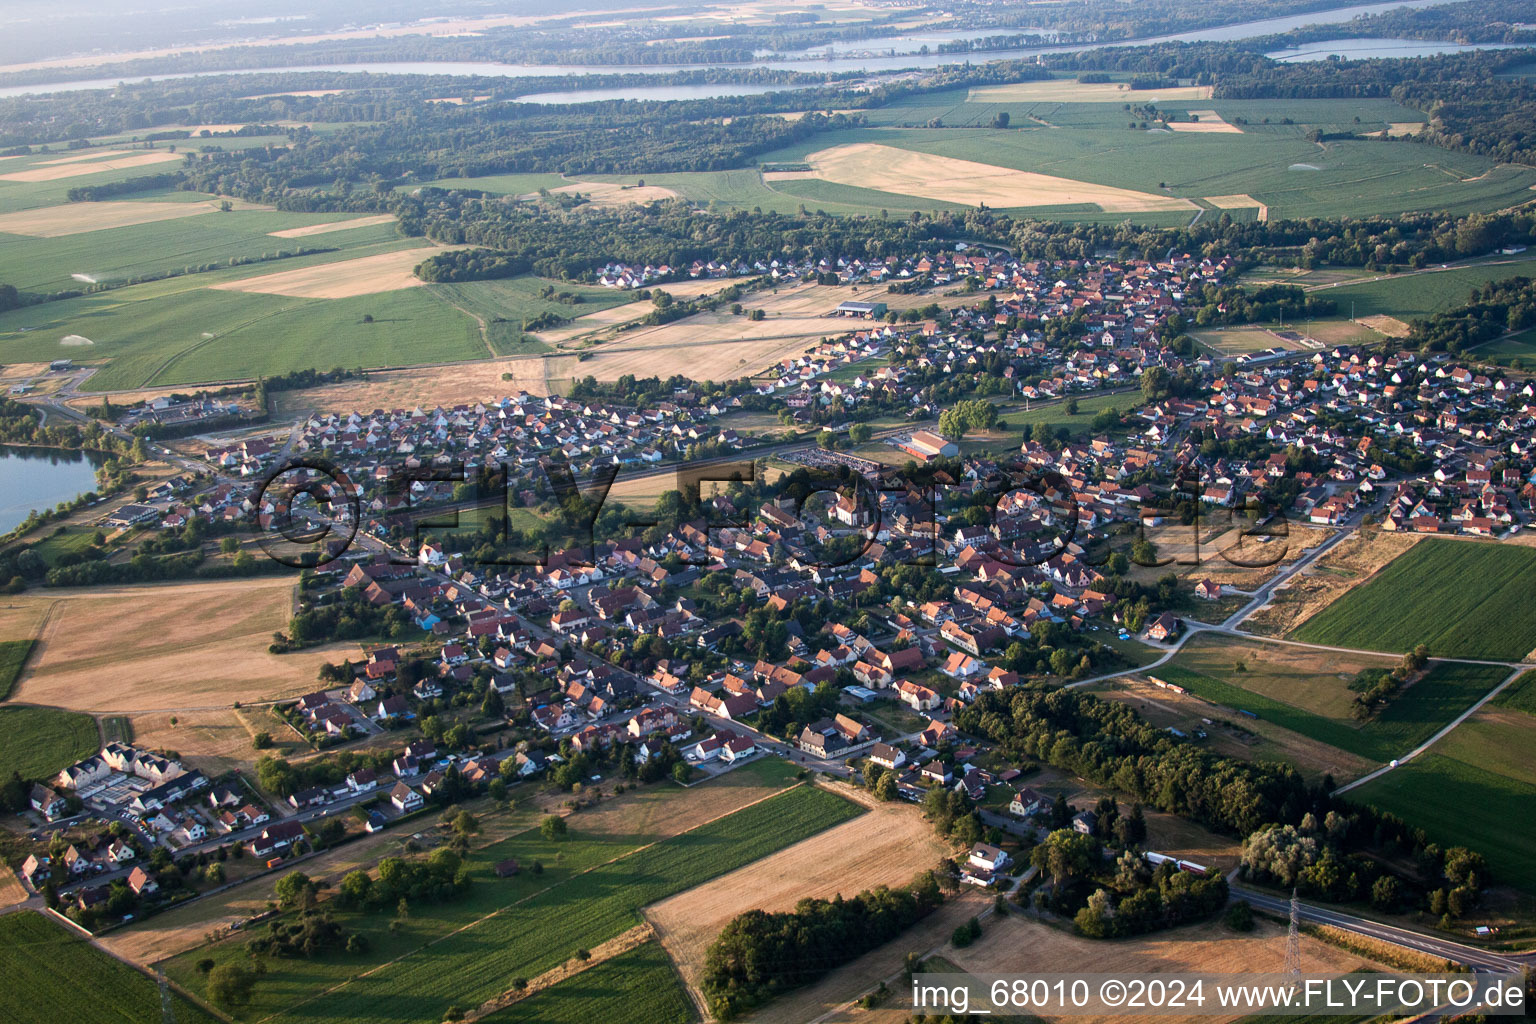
[1233,885,1534,973]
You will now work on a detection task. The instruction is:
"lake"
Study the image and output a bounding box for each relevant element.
[0,0,1485,99]
[0,444,109,534]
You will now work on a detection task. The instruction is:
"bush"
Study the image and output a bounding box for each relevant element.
[951,916,982,947]
[1225,900,1254,932]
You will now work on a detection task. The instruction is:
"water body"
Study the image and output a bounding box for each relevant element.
[514,82,816,104]
[1266,37,1520,61]
[0,0,1482,99]
[0,444,108,534]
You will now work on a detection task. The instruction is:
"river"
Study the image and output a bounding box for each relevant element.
[0,0,1490,101]
[0,444,109,534]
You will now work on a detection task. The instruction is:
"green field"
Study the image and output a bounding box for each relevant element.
[481,942,693,1024]
[1472,326,1536,368]
[0,704,98,781]
[1155,660,1509,764]
[170,771,858,1024]
[0,638,34,700]
[1492,669,1536,716]
[431,277,634,356]
[1352,753,1536,894]
[1170,634,1396,720]
[1293,540,1536,660]
[0,202,403,295]
[1322,252,1536,320]
[0,910,222,1024]
[752,122,1536,222]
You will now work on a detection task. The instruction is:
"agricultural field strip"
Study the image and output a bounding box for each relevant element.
[477,941,692,1024]
[0,912,221,1024]
[251,782,860,1024]
[1292,541,1536,660]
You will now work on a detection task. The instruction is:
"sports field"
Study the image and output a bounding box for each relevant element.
[1154,659,1510,765]
[168,777,860,1024]
[0,911,222,1024]
[1292,540,1536,660]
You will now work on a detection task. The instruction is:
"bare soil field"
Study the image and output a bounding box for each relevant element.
[209,245,440,298]
[0,150,184,182]
[551,181,679,206]
[0,199,265,238]
[1243,529,1421,637]
[1170,111,1242,133]
[968,81,1214,103]
[649,781,947,1006]
[1128,520,1330,591]
[269,357,553,417]
[799,143,1195,213]
[128,708,261,777]
[13,578,353,712]
[1358,313,1412,337]
[267,214,398,238]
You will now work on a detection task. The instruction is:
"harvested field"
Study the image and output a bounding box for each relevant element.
[209,246,439,298]
[13,578,353,712]
[1204,193,1267,219]
[532,276,729,346]
[127,707,259,776]
[1170,111,1241,133]
[551,181,679,205]
[940,915,1387,1024]
[799,143,1195,213]
[0,150,183,182]
[267,214,398,238]
[0,199,264,238]
[543,280,907,382]
[968,81,1213,103]
[647,782,946,1004]
[269,356,552,417]
[1243,529,1419,637]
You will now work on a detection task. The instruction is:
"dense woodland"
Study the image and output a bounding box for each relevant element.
[702,873,945,1019]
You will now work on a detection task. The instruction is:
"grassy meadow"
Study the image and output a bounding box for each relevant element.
[1321,251,1536,320]
[1293,540,1536,660]
[1153,659,1509,765]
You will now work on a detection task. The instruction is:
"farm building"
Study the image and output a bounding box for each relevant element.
[834,300,887,319]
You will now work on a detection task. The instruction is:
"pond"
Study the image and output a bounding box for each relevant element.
[0,444,110,534]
